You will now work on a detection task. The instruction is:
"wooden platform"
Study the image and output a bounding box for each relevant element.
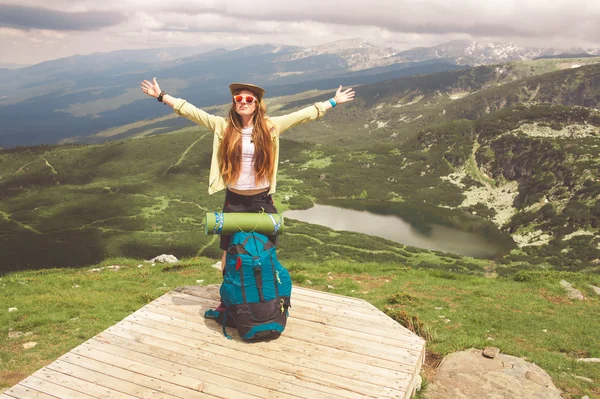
[3,285,426,399]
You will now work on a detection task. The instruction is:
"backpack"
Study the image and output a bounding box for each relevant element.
[205,231,292,340]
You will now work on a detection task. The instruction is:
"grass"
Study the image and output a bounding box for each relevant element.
[1,258,599,398]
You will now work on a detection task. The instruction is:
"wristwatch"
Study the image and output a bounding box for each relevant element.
[157,91,166,102]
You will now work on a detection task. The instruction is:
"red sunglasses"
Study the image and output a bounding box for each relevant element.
[233,95,257,104]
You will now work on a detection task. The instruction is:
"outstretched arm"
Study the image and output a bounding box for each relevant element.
[272,85,355,134]
[326,85,355,110]
[141,78,177,107]
[140,77,225,132]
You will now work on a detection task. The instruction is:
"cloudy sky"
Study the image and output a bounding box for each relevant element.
[1,0,599,66]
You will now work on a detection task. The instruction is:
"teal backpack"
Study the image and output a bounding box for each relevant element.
[205,231,292,340]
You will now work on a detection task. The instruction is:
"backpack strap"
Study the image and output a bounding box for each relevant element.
[204,309,233,340]
[267,213,282,235]
[254,260,265,302]
[221,313,233,340]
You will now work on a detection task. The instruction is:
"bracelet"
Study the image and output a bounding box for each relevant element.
[329,98,337,107]
[157,91,166,102]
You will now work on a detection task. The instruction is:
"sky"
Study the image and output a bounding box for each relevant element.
[1,0,599,66]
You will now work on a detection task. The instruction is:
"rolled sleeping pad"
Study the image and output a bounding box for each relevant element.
[205,212,284,235]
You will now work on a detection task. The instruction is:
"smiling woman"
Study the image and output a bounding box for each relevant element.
[140,77,355,267]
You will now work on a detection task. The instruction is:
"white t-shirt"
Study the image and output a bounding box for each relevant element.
[227,126,270,190]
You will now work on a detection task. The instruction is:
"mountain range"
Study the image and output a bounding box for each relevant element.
[1,55,598,273]
[1,38,599,148]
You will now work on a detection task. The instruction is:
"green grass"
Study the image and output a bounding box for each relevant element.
[1,258,599,398]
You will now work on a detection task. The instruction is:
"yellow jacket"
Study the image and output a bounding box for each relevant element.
[173,98,329,195]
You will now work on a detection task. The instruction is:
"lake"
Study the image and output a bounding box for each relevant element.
[283,200,515,259]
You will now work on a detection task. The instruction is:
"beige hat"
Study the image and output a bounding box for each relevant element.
[229,82,266,100]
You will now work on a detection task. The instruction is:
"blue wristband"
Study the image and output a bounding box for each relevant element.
[329,98,337,107]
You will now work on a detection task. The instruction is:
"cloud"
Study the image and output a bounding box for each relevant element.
[2,0,600,65]
[0,4,126,31]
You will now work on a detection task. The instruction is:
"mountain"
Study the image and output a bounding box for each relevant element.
[0,58,598,273]
[0,41,461,148]
[2,38,600,149]
[392,39,600,66]
[275,38,397,71]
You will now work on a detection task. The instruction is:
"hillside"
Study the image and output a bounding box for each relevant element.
[0,58,599,275]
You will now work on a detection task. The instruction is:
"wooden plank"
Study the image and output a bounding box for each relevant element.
[136,304,421,366]
[76,345,297,399]
[58,351,240,399]
[158,293,424,351]
[145,297,421,373]
[168,291,421,342]
[112,321,406,399]
[294,286,379,304]
[294,287,375,305]
[100,329,397,399]
[46,359,182,399]
[84,336,369,399]
[119,318,407,399]
[2,385,59,399]
[152,294,423,364]
[160,292,421,346]
[136,307,417,378]
[19,376,100,399]
[116,303,412,381]
[145,298,420,371]
[27,368,136,399]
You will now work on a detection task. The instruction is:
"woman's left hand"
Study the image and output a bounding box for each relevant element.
[334,85,355,104]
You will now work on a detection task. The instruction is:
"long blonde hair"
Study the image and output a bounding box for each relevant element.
[218,94,274,186]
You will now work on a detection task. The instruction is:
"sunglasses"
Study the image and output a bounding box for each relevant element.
[233,95,257,104]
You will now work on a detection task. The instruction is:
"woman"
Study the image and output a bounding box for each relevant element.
[140,78,355,267]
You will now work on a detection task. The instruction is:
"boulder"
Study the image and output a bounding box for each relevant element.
[425,348,563,399]
[148,254,179,264]
[560,280,585,300]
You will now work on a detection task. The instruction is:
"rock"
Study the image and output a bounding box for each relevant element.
[327,285,334,289]
[424,348,563,399]
[414,375,423,391]
[211,261,222,270]
[8,307,17,312]
[196,280,204,285]
[137,264,144,268]
[73,285,80,288]
[90,268,102,272]
[8,331,23,339]
[483,347,500,359]
[589,285,600,296]
[434,307,443,310]
[306,280,312,285]
[149,254,179,264]
[22,342,37,350]
[577,358,600,363]
[560,280,585,300]
[582,396,590,399]
[24,332,33,337]
[574,375,593,383]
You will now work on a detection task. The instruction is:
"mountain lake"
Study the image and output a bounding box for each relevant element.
[283,200,515,259]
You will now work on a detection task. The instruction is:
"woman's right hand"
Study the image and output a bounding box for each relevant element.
[141,77,161,98]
